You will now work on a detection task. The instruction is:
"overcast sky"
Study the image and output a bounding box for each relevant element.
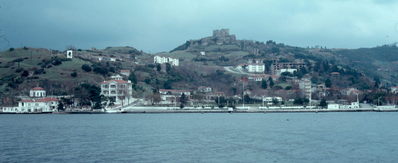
[0,0,398,52]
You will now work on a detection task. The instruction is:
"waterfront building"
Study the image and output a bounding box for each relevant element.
[1,87,58,113]
[299,78,312,99]
[158,89,191,105]
[100,77,133,105]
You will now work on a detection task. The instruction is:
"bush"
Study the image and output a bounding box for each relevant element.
[34,69,46,75]
[81,64,92,72]
[71,72,77,77]
[21,70,29,77]
[9,48,14,52]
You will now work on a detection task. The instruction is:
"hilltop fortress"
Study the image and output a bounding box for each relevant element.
[187,29,237,46]
[172,29,269,55]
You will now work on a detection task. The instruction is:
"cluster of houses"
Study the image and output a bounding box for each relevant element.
[1,87,59,113]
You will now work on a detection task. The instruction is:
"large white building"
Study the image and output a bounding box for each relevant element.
[154,56,179,66]
[100,75,133,105]
[247,64,265,73]
[1,87,59,113]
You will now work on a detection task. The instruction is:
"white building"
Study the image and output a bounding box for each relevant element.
[30,87,46,97]
[154,56,179,66]
[66,50,73,59]
[278,68,297,75]
[327,102,360,110]
[100,77,133,105]
[120,70,131,77]
[262,97,283,105]
[247,64,265,73]
[158,89,191,105]
[391,86,398,94]
[299,78,312,99]
[198,86,212,93]
[1,87,58,113]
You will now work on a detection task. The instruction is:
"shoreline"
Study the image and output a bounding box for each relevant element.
[1,108,397,114]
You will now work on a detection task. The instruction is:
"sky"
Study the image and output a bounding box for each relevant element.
[0,0,398,53]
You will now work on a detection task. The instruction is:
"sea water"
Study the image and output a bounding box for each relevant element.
[1,113,397,162]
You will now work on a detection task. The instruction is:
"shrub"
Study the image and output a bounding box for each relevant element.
[81,64,92,72]
[71,72,77,77]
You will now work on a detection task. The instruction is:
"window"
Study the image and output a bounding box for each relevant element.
[111,91,116,94]
[111,85,116,88]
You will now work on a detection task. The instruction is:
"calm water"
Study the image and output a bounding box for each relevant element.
[1,113,398,163]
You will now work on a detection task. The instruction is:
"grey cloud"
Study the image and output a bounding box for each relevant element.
[0,0,397,52]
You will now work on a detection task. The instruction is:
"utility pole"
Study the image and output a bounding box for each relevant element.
[242,81,245,108]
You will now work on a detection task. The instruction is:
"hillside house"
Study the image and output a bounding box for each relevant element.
[198,86,212,93]
[247,63,265,73]
[391,86,398,94]
[154,56,179,66]
[248,74,278,82]
[271,61,306,75]
[278,68,297,75]
[120,70,131,77]
[66,50,73,59]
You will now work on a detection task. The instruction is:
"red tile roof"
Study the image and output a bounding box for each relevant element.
[159,89,190,93]
[31,87,45,90]
[101,80,129,84]
[21,97,58,103]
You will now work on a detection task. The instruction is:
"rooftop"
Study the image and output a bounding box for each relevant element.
[21,97,58,103]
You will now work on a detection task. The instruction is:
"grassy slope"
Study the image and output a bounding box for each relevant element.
[0,48,104,95]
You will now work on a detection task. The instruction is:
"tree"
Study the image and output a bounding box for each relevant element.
[57,102,64,111]
[74,84,103,109]
[81,64,92,72]
[163,80,172,89]
[128,73,137,84]
[268,77,274,88]
[180,93,188,108]
[272,98,279,105]
[374,77,380,88]
[70,72,77,77]
[319,99,327,108]
[244,94,251,104]
[261,79,268,89]
[166,63,172,73]
[21,70,29,77]
[325,78,332,88]
[156,64,161,71]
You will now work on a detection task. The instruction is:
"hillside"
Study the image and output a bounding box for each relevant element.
[1,29,398,106]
